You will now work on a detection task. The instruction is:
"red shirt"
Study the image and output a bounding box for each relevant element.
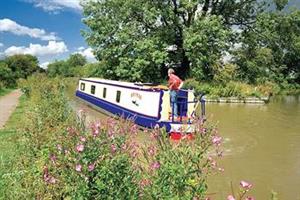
[168,74,182,90]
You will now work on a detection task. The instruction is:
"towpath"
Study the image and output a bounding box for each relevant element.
[0,90,22,129]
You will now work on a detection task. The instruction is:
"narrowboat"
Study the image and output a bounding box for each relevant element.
[75,78,205,134]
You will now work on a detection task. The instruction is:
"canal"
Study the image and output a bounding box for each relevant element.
[69,85,300,199]
[207,95,300,199]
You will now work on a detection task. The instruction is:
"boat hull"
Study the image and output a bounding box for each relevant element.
[76,90,175,131]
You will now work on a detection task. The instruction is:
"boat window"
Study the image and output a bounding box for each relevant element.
[103,87,107,98]
[116,91,121,103]
[80,83,85,91]
[91,85,96,95]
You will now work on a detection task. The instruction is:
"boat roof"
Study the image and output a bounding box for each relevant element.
[80,78,191,92]
[80,78,167,90]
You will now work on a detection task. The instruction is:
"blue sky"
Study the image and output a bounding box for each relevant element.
[0,0,95,68]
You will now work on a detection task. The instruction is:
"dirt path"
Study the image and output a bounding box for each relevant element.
[0,90,22,129]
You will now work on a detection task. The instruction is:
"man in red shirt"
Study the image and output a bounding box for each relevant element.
[168,68,183,117]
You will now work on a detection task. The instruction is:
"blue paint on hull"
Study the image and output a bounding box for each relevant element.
[76,90,172,132]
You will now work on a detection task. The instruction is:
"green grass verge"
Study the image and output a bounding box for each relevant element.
[0,95,27,197]
[0,88,14,97]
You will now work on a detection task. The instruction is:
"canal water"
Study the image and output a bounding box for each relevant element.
[207,95,300,200]
[70,88,300,199]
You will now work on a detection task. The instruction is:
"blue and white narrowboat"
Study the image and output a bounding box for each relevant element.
[76,78,205,134]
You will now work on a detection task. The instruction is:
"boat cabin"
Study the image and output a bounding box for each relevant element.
[76,78,204,133]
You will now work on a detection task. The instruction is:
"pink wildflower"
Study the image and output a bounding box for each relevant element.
[56,144,62,151]
[227,195,235,200]
[130,150,138,158]
[76,144,84,152]
[218,167,225,172]
[240,180,253,190]
[246,197,255,200]
[67,127,77,136]
[88,163,95,172]
[212,135,222,146]
[50,154,56,164]
[92,128,99,137]
[148,146,156,156]
[95,121,101,128]
[48,177,56,184]
[139,179,151,188]
[64,149,70,155]
[208,156,217,168]
[75,164,82,172]
[121,143,127,150]
[111,144,117,153]
[150,161,160,170]
[80,136,86,142]
[43,166,56,184]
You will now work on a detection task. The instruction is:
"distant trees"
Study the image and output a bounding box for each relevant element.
[47,53,87,77]
[0,54,39,87]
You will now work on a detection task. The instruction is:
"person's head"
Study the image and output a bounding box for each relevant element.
[168,68,175,76]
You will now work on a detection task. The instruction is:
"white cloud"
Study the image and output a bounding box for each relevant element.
[76,47,96,61]
[26,0,82,13]
[0,18,58,41]
[40,61,50,69]
[0,43,3,47]
[3,41,68,57]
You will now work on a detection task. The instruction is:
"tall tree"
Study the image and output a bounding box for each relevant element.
[81,0,261,82]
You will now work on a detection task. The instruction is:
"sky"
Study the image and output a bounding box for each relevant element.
[0,0,95,68]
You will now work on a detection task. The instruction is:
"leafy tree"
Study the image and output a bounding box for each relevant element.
[47,54,87,77]
[67,53,87,67]
[0,62,14,87]
[0,54,39,87]
[233,9,300,84]
[4,54,39,79]
[81,0,261,82]
[47,60,68,77]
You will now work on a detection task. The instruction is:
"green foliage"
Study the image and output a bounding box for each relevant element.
[184,16,232,81]
[183,79,278,98]
[68,53,87,67]
[47,54,87,78]
[234,9,300,85]
[273,0,288,11]
[81,0,259,81]
[137,124,219,199]
[0,54,39,87]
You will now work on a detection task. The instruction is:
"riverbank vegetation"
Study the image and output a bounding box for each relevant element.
[0,75,257,199]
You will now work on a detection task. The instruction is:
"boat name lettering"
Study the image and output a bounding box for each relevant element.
[131,92,142,100]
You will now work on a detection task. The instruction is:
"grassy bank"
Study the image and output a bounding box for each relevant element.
[183,79,300,99]
[0,95,27,196]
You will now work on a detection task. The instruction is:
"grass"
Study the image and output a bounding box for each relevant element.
[0,88,14,97]
[0,95,27,197]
